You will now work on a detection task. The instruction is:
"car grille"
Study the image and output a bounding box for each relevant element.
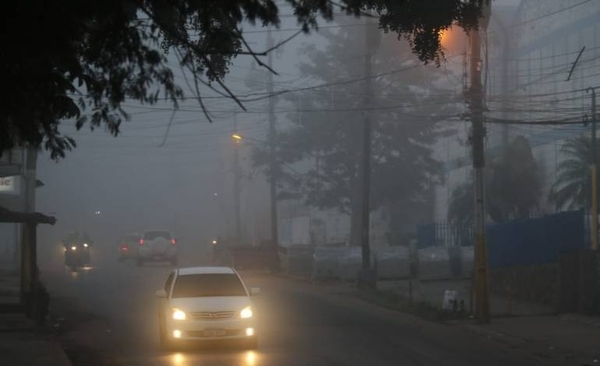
[187,329,241,337]
[190,311,236,320]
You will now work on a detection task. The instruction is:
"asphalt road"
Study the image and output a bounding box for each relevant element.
[39,246,564,366]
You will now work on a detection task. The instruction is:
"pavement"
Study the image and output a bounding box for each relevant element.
[0,261,72,366]
[26,242,596,366]
[376,278,556,316]
[2,247,599,366]
[340,277,600,365]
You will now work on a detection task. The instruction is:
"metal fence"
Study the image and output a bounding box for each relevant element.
[417,222,473,248]
[418,210,587,268]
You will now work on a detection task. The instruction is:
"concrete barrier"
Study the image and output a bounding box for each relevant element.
[376,246,410,279]
[418,246,452,280]
[311,247,345,280]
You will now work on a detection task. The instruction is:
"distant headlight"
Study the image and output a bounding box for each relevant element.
[240,306,253,319]
[172,308,186,320]
[70,246,77,251]
[83,243,89,248]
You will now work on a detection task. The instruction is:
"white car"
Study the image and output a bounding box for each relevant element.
[156,266,260,349]
[137,230,177,266]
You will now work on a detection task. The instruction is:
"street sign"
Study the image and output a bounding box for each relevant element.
[0,176,21,195]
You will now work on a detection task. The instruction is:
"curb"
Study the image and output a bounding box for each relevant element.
[561,313,600,328]
[458,323,527,347]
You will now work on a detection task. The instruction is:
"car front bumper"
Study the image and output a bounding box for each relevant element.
[165,317,256,341]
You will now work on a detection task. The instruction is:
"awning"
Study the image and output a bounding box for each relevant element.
[0,206,56,225]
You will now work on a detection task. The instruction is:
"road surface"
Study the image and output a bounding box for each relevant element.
[39,246,563,366]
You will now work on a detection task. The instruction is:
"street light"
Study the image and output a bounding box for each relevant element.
[232,134,243,142]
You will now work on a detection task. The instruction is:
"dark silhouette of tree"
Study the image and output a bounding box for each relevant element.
[252,23,457,245]
[449,136,541,225]
[2,0,487,159]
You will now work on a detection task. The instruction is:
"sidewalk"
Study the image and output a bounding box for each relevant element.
[459,315,600,365]
[370,278,599,365]
[377,278,556,316]
[0,263,72,366]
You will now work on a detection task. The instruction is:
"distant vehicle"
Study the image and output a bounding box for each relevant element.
[118,233,141,261]
[63,235,92,271]
[156,266,260,350]
[137,230,177,266]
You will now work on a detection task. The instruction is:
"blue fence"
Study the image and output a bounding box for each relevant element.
[487,210,585,269]
[418,210,586,268]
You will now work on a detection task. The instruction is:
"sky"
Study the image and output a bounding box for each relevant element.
[35,0,524,249]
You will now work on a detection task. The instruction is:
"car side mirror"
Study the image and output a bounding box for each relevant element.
[156,289,167,298]
[250,287,261,296]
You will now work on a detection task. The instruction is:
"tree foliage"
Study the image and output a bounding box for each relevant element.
[252,22,455,245]
[449,136,542,225]
[550,135,600,210]
[1,0,487,159]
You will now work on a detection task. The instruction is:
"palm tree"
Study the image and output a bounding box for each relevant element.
[550,135,600,210]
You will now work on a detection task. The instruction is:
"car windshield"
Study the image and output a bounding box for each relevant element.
[171,274,247,298]
[143,231,171,240]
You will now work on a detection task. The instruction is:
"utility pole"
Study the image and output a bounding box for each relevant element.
[588,87,598,251]
[233,114,242,245]
[470,3,491,323]
[357,15,379,288]
[267,27,279,268]
[20,146,38,319]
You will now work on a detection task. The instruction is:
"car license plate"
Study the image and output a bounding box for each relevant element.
[204,329,226,337]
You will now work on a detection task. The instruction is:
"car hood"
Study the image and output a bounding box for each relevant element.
[169,296,250,312]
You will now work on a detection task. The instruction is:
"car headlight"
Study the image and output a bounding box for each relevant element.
[83,243,89,248]
[70,246,77,251]
[172,308,186,320]
[240,306,253,319]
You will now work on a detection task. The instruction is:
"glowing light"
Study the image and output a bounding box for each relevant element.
[173,353,185,366]
[173,330,182,338]
[245,351,256,366]
[70,246,77,251]
[232,134,243,141]
[83,243,89,248]
[172,309,186,320]
[240,307,253,319]
[245,327,255,336]
[212,240,218,245]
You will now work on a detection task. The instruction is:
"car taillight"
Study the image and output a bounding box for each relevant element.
[170,239,176,245]
[120,244,129,251]
[139,239,144,246]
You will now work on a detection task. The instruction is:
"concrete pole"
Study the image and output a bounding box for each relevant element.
[267,27,280,270]
[588,87,598,251]
[470,4,491,323]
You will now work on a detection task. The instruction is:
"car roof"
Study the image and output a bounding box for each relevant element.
[177,266,236,275]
